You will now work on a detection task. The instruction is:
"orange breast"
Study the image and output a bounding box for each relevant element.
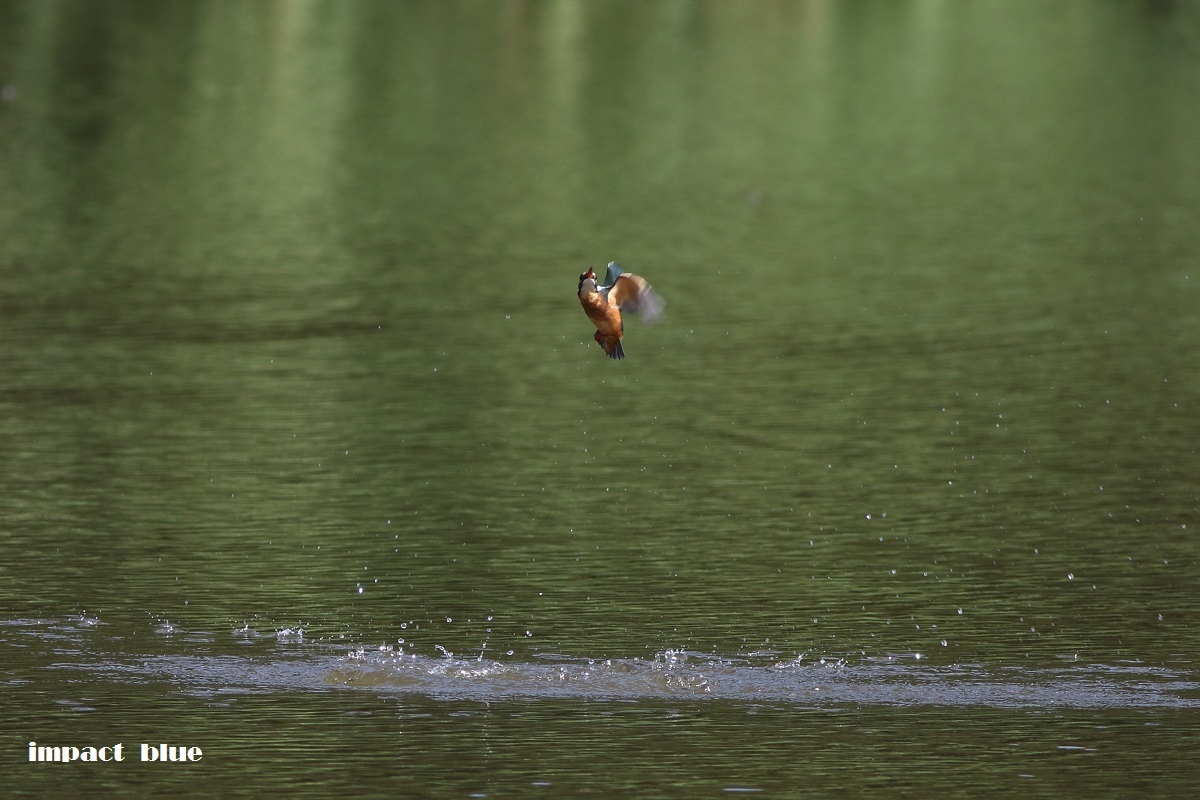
[579,293,623,336]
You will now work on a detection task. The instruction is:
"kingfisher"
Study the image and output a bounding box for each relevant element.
[577,262,664,359]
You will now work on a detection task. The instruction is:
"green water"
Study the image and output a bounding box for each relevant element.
[3,0,1200,796]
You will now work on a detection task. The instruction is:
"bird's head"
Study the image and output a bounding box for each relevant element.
[578,268,597,295]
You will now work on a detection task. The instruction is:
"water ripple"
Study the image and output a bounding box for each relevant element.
[74,649,1200,709]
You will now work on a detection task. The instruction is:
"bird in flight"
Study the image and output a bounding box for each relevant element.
[577,262,664,359]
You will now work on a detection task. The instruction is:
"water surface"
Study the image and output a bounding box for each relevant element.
[2,1,1200,797]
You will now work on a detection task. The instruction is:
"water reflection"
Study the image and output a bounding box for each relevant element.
[1,0,1198,661]
[3,0,1200,796]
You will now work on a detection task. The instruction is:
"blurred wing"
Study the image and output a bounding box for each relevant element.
[607,273,664,323]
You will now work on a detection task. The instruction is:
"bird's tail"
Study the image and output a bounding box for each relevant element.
[607,340,625,360]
